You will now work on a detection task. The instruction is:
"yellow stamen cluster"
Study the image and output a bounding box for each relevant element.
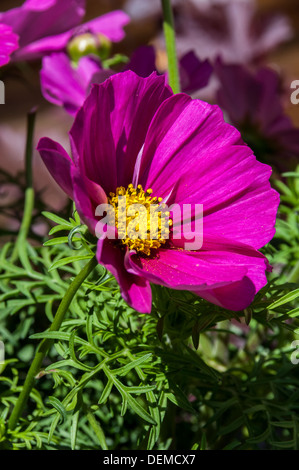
[108,184,172,256]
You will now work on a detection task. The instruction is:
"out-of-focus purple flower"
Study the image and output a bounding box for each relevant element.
[40,46,212,115]
[40,53,112,115]
[179,51,212,94]
[173,0,293,65]
[37,71,279,314]
[0,0,130,62]
[0,23,19,67]
[123,46,213,94]
[122,46,157,78]
[0,0,85,59]
[216,61,299,168]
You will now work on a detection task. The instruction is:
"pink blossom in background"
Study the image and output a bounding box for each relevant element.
[125,0,292,64]
[178,51,213,94]
[40,53,112,116]
[0,23,19,67]
[0,0,130,62]
[40,46,212,115]
[37,71,279,314]
[216,61,299,168]
[122,46,213,94]
[172,0,293,64]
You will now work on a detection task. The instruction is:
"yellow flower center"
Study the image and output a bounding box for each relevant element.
[108,184,172,256]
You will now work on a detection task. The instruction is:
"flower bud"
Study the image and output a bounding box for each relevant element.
[67,33,111,62]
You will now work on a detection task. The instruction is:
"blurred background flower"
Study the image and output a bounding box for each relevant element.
[0,24,19,67]
[39,46,213,115]
[170,0,293,65]
[215,61,299,170]
[0,0,129,62]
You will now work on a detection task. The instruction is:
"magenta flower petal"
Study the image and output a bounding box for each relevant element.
[202,183,279,250]
[139,98,242,197]
[189,239,271,311]
[0,0,85,50]
[162,145,279,249]
[0,24,19,67]
[125,248,249,290]
[71,166,107,234]
[37,137,74,199]
[69,83,117,194]
[40,53,102,115]
[70,71,172,193]
[127,237,270,311]
[196,278,256,311]
[77,11,130,42]
[134,92,192,189]
[97,239,152,313]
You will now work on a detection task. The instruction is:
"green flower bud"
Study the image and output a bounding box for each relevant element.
[67,33,112,63]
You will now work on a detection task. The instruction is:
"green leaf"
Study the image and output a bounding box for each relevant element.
[70,409,80,450]
[44,237,82,247]
[47,396,68,424]
[268,288,299,309]
[166,381,196,415]
[123,384,156,394]
[42,211,72,227]
[49,224,74,235]
[98,380,114,405]
[125,394,157,425]
[86,410,108,450]
[112,353,152,377]
[287,307,299,318]
[268,440,296,449]
[48,254,93,271]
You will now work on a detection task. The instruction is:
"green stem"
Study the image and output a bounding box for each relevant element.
[8,256,98,431]
[11,110,36,264]
[161,0,180,94]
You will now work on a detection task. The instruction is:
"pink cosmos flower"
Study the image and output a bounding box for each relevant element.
[37,71,279,314]
[216,61,299,169]
[40,46,212,115]
[0,23,19,67]
[0,0,129,62]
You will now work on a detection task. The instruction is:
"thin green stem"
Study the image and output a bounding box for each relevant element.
[8,256,98,431]
[11,110,36,264]
[10,187,35,267]
[161,0,180,94]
